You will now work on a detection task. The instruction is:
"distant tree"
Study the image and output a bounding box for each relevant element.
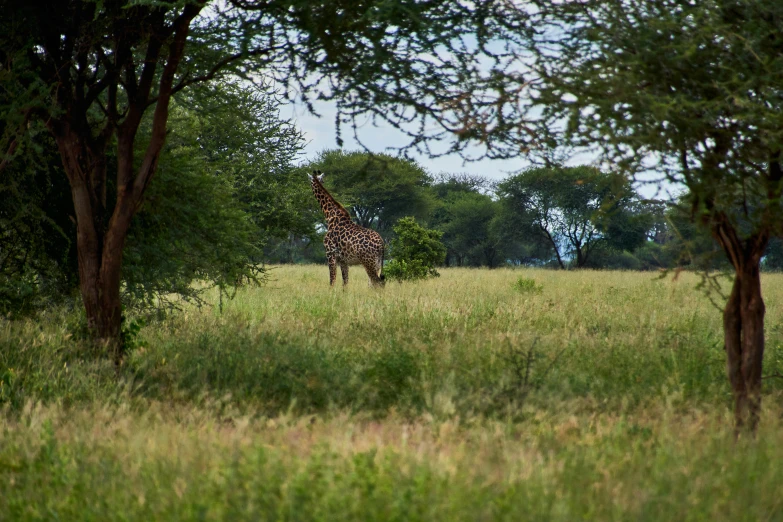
[436,192,504,267]
[262,234,326,265]
[429,174,500,267]
[304,150,433,234]
[649,198,732,272]
[431,173,492,199]
[490,202,554,266]
[0,0,528,355]
[498,166,644,269]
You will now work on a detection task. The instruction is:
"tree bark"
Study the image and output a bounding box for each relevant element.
[51,125,125,365]
[574,242,584,268]
[715,221,768,433]
[42,3,202,366]
[540,227,565,269]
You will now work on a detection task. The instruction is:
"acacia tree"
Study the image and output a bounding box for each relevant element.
[528,0,783,430]
[0,0,529,360]
[498,166,643,269]
[123,81,305,312]
[436,191,503,267]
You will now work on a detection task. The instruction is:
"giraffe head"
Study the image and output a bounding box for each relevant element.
[310,170,351,226]
[309,170,327,196]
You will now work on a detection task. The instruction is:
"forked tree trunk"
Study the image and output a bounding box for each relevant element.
[40,3,201,366]
[53,128,131,367]
[723,261,766,433]
[715,222,769,433]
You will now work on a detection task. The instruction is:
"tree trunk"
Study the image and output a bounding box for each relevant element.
[51,3,200,365]
[715,222,768,433]
[540,228,565,269]
[53,129,130,367]
[724,262,766,433]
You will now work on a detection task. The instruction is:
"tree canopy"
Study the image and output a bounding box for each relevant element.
[0,77,305,315]
[525,0,783,430]
[123,81,305,311]
[498,166,648,269]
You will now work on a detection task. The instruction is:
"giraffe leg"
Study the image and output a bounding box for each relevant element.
[327,256,337,286]
[340,262,349,286]
[362,259,382,287]
[376,256,384,284]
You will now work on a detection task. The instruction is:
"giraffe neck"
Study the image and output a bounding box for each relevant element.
[311,179,351,229]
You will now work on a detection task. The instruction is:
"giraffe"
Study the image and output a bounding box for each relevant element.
[309,170,386,287]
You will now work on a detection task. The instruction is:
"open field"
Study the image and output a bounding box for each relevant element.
[3,266,783,520]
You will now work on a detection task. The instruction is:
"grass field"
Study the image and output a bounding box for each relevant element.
[3,265,783,520]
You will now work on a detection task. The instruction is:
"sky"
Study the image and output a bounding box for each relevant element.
[283,99,531,183]
[284,98,672,200]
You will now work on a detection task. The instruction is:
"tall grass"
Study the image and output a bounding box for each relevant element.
[3,266,783,519]
[3,401,783,521]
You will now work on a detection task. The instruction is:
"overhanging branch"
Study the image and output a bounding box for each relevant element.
[146,47,274,108]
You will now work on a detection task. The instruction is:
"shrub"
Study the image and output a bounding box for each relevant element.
[513,277,543,294]
[385,217,446,282]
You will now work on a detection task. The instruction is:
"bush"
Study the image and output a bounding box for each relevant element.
[513,277,543,294]
[385,217,446,282]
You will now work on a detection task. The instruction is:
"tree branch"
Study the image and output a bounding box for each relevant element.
[132,2,204,203]
[712,213,744,271]
[170,48,272,96]
[0,108,44,173]
[0,138,21,174]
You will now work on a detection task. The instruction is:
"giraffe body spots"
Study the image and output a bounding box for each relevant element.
[311,171,385,287]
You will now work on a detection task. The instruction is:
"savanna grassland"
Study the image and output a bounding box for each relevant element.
[3,266,783,521]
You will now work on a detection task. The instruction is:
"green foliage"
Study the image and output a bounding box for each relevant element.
[179,83,311,245]
[0,80,306,315]
[123,118,260,310]
[302,150,434,234]
[385,218,446,282]
[123,82,305,311]
[583,248,643,271]
[513,277,543,294]
[498,166,647,268]
[531,0,783,272]
[120,316,147,355]
[430,173,491,199]
[0,120,78,316]
[433,190,505,268]
[490,203,553,267]
[631,198,732,273]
